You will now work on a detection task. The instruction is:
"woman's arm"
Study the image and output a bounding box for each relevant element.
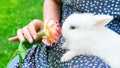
[9,0,62,43]
[43,0,62,21]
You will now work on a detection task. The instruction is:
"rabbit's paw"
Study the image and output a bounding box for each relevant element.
[61,51,76,62]
[61,42,68,49]
[61,44,67,49]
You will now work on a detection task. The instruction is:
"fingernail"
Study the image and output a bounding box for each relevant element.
[29,39,33,43]
[21,39,25,42]
[33,35,37,39]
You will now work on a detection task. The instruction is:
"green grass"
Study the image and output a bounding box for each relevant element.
[0,0,43,67]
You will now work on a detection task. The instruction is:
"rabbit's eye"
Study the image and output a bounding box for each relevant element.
[70,26,76,29]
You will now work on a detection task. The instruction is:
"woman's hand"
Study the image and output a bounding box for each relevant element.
[9,19,44,43]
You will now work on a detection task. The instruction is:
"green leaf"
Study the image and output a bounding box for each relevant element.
[18,40,42,60]
[18,41,27,59]
[18,40,42,68]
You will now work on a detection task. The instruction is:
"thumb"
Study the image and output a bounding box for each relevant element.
[9,36,19,42]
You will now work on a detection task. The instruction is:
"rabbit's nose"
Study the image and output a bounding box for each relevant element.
[70,26,76,30]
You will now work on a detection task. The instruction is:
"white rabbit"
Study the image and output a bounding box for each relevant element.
[61,13,120,68]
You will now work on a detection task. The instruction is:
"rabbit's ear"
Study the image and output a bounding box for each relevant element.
[94,15,113,27]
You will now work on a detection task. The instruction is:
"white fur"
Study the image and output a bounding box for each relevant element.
[61,13,120,68]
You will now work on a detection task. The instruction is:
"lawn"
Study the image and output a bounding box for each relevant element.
[0,0,43,67]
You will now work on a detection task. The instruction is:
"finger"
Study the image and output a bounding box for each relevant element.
[9,36,19,42]
[32,19,43,31]
[28,19,43,41]
[17,29,25,42]
[22,26,33,43]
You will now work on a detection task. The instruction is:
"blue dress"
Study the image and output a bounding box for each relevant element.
[8,0,120,68]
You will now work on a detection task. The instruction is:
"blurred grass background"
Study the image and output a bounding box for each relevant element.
[0,0,44,67]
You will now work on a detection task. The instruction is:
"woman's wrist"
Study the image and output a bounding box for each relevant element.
[44,19,59,24]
